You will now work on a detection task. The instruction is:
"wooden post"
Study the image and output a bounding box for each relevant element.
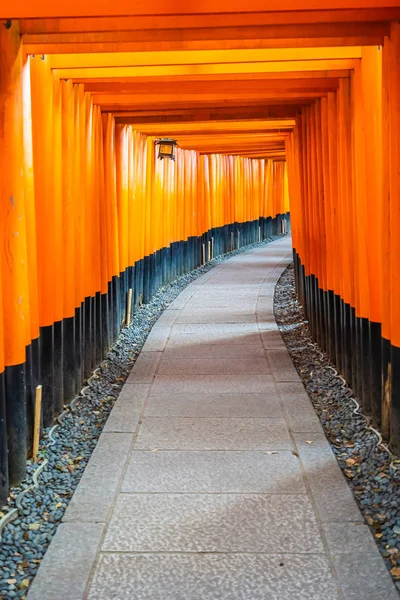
[126,288,132,326]
[33,385,42,461]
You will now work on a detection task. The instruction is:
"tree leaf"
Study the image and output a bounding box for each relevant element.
[390,567,400,578]
[344,469,355,479]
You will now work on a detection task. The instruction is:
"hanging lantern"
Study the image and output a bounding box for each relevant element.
[155,138,178,161]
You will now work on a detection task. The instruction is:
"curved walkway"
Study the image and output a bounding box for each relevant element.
[29,237,398,600]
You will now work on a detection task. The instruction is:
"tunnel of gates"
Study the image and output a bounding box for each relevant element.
[0,22,290,503]
[2,3,400,504]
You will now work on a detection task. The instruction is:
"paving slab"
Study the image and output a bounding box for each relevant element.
[322,523,399,600]
[141,325,171,351]
[102,383,150,433]
[163,341,265,358]
[175,307,256,323]
[276,382,324,433]
[293,433,363,522]
[126,351,162,383]
[28,522,104,600]
[122,450,306,493]
[63,433,131,523]
[152,308,180,326]
[166,331,263,347]
[266,348,300,381]
[135,417,292,450]
[187,298,257,309]
[87,553,341,600]
[150,372,275,395]
[102,493,324,553]
[144,391,283,418]
[171,321,260,334]
[157,357,270,375]
[260,329,286,348]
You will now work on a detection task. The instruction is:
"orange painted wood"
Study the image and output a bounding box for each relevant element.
[6,0,399,18]
[0,23,31,366]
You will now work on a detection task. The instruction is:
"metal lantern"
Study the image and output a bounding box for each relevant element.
[155,138,178,161]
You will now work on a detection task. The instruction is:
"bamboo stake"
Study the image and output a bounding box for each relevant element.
[230,231,234,251]
[126,288,133,326]
[258,226,261,242]
[33,385,42,462]
[211,237,214,259]
[208,240,211,261]
[202,242,206,265]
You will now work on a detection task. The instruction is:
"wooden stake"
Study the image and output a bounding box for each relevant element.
[211,237,214,259]
[126,288,133,326]
[202,242,205,265]
[208,240,211,261]
[33,385,42,462]
[230,231,234,251]
[258,226,261,242]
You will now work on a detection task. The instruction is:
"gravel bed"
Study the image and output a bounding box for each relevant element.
[274,263,400,592]
[0,235,283,600]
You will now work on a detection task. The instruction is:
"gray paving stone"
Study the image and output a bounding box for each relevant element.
[322,522,383,554]
[266,348,300,381]
[257,296,274,309]
[166,331,263,348]
[135,417,292,450]
[188,298,257,309]
[154,308,180,326]
[332,553,399,600]
[259,282,278,296]
[171,322,259,334]
[167,287,195,310]
[260,329,286,349]
[293,433,363,522]
[63,433,131,522]
[141,326,171,351]
[258,317,280,331]
[163,342,265,358]
[103,384,150,433]
[150,373,275,395]
[122,450,305,493]
[322,522,400,597]
[28,522,104,600]
[102,494,323,553]
[126,351,162,383]
[276,382,324,433]
[175,307,256,323]
[87,553,340,600]
[191,288,260,297]
[144,392,283,418]
[168,297,190,310]
[157,357,270,375]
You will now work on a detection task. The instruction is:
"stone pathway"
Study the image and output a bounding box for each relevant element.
[28,237,398,600]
